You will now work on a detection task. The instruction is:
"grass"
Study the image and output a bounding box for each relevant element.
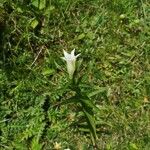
[0,0,150,149]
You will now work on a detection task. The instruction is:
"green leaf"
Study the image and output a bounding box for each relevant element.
[129,143,138,150]
[88,87,106,97]
[39,0,46,10]
[31,137,43,150]
[30,19,39,29]
[78,127,90,132]
[86,32,95,40]
[77,33,85,40]
[61,96,80,105]
[83,109,97,142]
[80,98,100,112]
[44,6,55,15]
[31,0,39,8]
[31,0,46,10]
[42,68,55,76]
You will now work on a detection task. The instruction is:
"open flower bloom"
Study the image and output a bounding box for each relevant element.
[62,49,80,78]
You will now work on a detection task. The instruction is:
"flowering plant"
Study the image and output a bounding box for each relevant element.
[61,49,99,147]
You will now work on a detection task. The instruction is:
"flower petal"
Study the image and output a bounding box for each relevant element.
[63,50,70,59]
[61,57,66,61]
[71,49,75,57]
[75,53,81,58]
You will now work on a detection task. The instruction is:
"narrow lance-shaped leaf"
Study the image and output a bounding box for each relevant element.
[82,108,97,143]
[61,96,80,105]
[88,87,106,98]
[80,98,100,112]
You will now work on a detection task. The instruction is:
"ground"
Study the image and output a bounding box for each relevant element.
[0,0,150,149]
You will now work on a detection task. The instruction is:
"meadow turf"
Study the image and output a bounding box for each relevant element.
[0,0,150,149]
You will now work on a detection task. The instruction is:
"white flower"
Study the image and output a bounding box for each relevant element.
[64,149,71,150]
[62,49,80,78]
[54,142,61,149]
